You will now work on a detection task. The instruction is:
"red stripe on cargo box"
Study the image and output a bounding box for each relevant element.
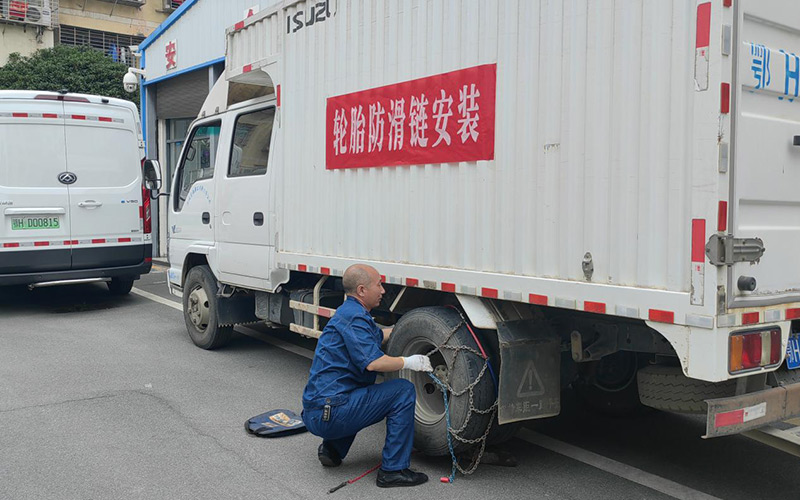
[243,64,253,73]
[696,2,711,49]
[692,219,706,263]
[34,241,49,247]
[234,20,245,30]
[297,264,307,272]
[320,267,330,275]
[441,282,456,293]
[72,115,86,120]
[3,243,20,248]
[584,301,606,314]
[721,83,731,114]
[529,294,548,306]
[715,409,744,428]
[742,312,759,325]
[787,308,800,320]
[118,237,132,243]
[277,85,281,107]
[481,288,498,299]
[99,117,113,122]
[649,309,675,324]
[718,201,728,232]
[64,240,79,245]
[43,113,58,119]
[12,112,28,117]
[723,0,732,7]
[92,238,106,244]
[406,278,419,287]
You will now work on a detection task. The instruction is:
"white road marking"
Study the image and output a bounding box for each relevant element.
[131,287,181,311]
[132,286,719,498]
[517,429,722,500]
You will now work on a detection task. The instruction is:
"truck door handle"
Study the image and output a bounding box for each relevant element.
[202,212,210,224]
[253,212,264,226]
[78,200,103,208]
[794,135,800,146]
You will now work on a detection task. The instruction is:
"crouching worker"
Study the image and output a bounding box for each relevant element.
[301,264,433,488]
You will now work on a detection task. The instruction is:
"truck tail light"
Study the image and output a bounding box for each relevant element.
[729,327,781,373]
[140,160,152,235]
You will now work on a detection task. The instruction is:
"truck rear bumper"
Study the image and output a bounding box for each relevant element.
[704,382,800,438]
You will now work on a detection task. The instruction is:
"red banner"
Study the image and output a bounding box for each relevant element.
[326,64,496,170]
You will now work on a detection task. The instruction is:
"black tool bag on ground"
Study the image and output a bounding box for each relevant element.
[244,409,307,437]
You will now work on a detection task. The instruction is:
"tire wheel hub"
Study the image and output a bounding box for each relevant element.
[188,286,210,331]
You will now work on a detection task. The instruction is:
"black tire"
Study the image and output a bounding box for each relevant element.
[386,307,496,456]
[182,265,233,350]
[574,351,645,416]
[637,365,737,414]
[107,277,134,295]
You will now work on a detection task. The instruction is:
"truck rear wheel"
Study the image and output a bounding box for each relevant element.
[637,365,737,414]
[386,307,496,456]
[183,265,233,350]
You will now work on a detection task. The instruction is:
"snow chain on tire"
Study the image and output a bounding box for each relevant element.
[426,309,498,477]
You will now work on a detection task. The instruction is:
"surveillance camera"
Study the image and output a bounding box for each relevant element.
[123,71,139,93]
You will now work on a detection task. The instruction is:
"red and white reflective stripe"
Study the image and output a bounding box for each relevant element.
[714,402,767,428]
[0,112,123,123]
[234,20,245,30]
[721,82,731,114]
[691,219,706,263]
[649,309,675,324]
[481,287,498,299]
[584,301,606,314]
[718,201,728,232]
[1,237,143,248]
[696,2,711,50]
[243,64,253,73]
[742,312,760,325]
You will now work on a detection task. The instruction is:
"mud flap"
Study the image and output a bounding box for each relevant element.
[497,320,560,424]
[217,293,259,327]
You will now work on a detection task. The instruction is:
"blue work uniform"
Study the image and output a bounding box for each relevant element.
[302,296,416,471]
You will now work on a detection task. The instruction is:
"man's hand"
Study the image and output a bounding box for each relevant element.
[402,354,433,372]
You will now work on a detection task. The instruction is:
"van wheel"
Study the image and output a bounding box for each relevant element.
[183,265,233,350]
[386,307,496,456]
[107,277,134,295]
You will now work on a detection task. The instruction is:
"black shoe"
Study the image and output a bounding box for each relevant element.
[376,468,429,488]
[317,442,342,467]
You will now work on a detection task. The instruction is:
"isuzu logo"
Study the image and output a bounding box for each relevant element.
[58,172,77,185]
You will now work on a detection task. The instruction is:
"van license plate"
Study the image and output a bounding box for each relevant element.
[787,336,800,370]
[10,217,60,230]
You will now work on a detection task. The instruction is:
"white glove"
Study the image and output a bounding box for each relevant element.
[402,354,433,372]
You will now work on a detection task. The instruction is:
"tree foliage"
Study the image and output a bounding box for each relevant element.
[0,45,138,106]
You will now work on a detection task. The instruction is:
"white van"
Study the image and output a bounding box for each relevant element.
[0,90,159,294]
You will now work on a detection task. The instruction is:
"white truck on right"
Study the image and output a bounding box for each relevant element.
[161,0,800,453]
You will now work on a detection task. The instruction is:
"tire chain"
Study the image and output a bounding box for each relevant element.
[424,310,498,476]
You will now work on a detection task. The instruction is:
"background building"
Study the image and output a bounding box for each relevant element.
[0,0,174,65]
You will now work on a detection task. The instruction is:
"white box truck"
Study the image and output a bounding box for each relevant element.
[164,0,800,453]
[0,90,157,294]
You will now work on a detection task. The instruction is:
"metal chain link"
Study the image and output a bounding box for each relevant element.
[425,311,498,478]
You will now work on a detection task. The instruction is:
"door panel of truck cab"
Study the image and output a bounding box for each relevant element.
[731,1,800,304]
[216,107,276,290]
[0,98,72,273]
[169,120,223,273]
[62,102,145,269]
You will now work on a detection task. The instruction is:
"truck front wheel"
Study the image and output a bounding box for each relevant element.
[182,265,233,350]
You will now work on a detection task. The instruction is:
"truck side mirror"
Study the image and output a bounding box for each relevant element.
[143,159,163,193]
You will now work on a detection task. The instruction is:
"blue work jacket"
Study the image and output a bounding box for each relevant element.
[302,296,385,409]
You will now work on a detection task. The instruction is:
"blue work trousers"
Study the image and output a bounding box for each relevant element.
[303,379,416,471]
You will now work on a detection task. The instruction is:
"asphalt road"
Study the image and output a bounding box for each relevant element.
[1,265,797,499]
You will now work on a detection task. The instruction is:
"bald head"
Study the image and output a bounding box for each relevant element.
[342,264,377,295]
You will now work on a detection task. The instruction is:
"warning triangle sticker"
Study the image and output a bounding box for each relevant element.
[516,360,545,398]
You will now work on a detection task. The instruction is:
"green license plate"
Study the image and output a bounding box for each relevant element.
[11,217,60,230]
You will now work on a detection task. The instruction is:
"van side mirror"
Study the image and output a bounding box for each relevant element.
[143,159,162,192]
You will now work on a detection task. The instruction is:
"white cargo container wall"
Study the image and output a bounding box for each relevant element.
[226,0,725,323]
